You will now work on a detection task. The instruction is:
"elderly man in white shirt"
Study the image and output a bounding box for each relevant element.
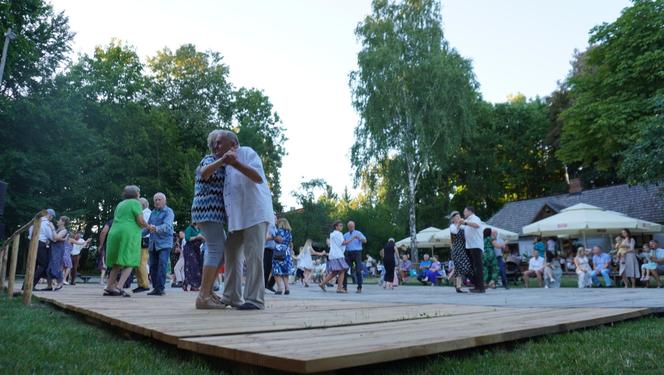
[462,206,485,293]
[28,208,57,290]
[523,249,545,288]
[217,130,274,310]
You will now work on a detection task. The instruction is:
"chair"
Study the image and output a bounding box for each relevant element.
[505,261,522,286]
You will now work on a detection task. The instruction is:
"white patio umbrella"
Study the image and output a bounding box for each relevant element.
[522,203,663,246]
[432,225,519,247]
[395,227,445,248]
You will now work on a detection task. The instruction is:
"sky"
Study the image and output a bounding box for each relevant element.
[50,0,631,209]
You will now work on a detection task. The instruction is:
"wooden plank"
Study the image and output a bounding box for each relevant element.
[146,304,498,343]
[31,283,653,374]
[0,244,7,289]
[181,307,649,373]
[7,235,20,298]
[34,290,499,344]
[22,217,41,304]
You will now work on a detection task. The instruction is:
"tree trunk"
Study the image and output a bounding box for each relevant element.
[407,163,418,263]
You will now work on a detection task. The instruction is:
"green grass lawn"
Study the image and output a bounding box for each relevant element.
[1,294,662,374]
[0,295,222,374]
[350,314,664,375]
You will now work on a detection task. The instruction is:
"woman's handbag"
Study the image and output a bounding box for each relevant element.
[273,244,288,261]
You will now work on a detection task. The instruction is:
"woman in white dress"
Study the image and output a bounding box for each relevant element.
[574,247,592,288]
[295,239,325,287]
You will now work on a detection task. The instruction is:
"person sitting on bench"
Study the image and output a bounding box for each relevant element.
[590,245,612,287]
[419,254,443,285]
[523,249,544,288]
[416,254,432,284]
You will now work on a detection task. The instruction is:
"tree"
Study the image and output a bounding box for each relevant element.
[619,96,664,187]
[233,88,287,211]
[350,0,478,261]
[148,44,234,149]
[558,0,664,179]
[0,79,94,229]
[147,45,287,212]
[285,179,337,247]
[0,0,74,96]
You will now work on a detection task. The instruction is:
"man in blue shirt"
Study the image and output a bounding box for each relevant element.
[342,221,367,293]
[650,240,664,288]
[144,192,175,296]
[590,245,612,287]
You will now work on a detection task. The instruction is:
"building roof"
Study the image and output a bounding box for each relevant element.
[487,184,664,235]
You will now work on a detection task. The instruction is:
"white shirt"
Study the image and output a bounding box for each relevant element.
[142,208,151,238]
[224,146,274,232]
[329,230,346,259]
[463,214,484,250]
[28,217,55,243]
[449,223,460,235]
[71,238,87,256]
[529,256,544,271]
[547,239,556,252]
[494,238,505,257]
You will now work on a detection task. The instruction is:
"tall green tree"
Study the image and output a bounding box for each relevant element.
[0,79,93,228]
[148,44,234,149]
[285,179,337,247]
[0,0,74,96]
[350,0,478,260]
[558,0,664,178]
[233,88,287,211]
[619,96,664,187]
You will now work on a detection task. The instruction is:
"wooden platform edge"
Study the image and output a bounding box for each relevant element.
[178,307,652,374]
[31,292,654,374]
[300,307,653,374]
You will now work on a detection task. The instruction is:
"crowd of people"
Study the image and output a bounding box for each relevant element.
[27,129,664,311]
[28,209,92,291]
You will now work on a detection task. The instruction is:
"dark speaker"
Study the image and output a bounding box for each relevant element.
[0,180,6,217]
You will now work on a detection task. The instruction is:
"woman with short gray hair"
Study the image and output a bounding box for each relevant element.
[191,130,229,309]
[104,185,149,297]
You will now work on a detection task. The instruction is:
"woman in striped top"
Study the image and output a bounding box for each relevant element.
[191,130,229,309]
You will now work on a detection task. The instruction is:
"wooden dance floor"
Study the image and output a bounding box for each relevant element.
[32,284,652,373]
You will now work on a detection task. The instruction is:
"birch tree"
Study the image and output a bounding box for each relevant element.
[350,0,478,261]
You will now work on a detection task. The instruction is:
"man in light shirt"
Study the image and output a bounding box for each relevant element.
[590,245,612,287]
[218,130,274,310]
[523,249,545,288]
[29,208,57,291]
[342,221,367,293]
[649,240,664,288]
[144,193,175,296]
[462,206,485,293]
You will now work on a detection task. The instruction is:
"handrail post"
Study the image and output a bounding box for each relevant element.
[23,217,42,305]
[0,244,6,290]
[7,235,20,298]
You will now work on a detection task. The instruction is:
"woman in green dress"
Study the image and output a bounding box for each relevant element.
[104,185,149,297]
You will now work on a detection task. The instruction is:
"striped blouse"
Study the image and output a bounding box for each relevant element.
[191,155,226,224]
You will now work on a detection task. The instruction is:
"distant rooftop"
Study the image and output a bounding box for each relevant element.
[487,184,664,235]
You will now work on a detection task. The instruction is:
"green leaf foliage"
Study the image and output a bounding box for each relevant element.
[0,5,286,241]
[558,0,664,176]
